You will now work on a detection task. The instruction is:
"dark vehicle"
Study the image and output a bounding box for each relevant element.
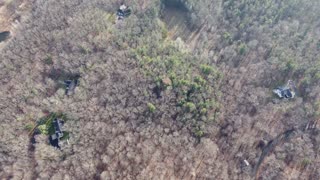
[64,79,79,96]
[49,118,64,149]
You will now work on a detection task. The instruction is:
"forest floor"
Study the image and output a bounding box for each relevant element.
[1,0,320,179]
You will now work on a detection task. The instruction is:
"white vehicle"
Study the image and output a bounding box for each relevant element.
[273,80,295,99]
[117,4,131,20]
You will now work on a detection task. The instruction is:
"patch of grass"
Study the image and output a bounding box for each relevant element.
[24,123,34,131]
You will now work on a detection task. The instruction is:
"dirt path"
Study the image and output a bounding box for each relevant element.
[28,133,38,179]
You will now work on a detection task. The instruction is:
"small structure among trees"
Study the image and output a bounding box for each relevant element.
[64,79,79,96]
[29,113,70,149]
[273,80,296,99]
[49,118,64,149]
[116,3,131,20]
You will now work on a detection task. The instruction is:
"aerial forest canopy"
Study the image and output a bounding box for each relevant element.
[0,0,320,179]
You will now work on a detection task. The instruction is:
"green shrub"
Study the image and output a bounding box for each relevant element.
[315,101,320,117]
[178,79,191,86]
[24,123,34,131]
[285,59,298,73]
[38,124,49,135]
[193,127,204,138]
[200,64,214,75]
[190,82,201,92]
[315,72,320,80]
[44,55,53,65]
[194,76,206,86]
[35,112,67,135]
[177,99,186,107]
[184,102,196,112]
[200,108,207,115]
[158,19,168,39]
[79,45,91,54]
[238,43,247,55]
[223,32,232,42]
[131,23,222,138]
[301,158,311,168]
[239,23,245,29]
[147,103,156,113]
[136,46,148,57]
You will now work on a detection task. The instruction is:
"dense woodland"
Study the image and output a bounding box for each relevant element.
[0,0,320,179]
